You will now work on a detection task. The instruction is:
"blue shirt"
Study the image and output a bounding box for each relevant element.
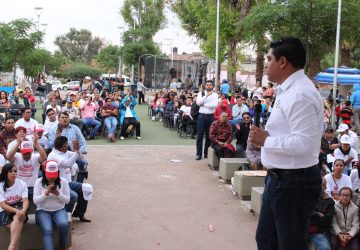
[350,85,360,108]
[48,124,87,154]
[220,83,230,94]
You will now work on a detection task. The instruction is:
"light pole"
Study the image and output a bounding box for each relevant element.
[331,0,342,128]
[215,0,220,87]
[164,38,174,68]
[118,26,124,76]
[131,12,138,83]
[34,7,43,31]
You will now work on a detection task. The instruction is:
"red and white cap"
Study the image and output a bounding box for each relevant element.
[34,124,45,133]
[44,160,59,179]
[20,141,33,154]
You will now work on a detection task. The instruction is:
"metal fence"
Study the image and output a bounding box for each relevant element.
[141,56,208,89]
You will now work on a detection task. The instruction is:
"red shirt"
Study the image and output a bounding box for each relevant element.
[214,105,232,120]
[101,105,117,118]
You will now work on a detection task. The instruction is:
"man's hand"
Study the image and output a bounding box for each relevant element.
[206,90,213,97]
[16,136,24,145]
[33,132,39,143]
[236,124,240,130]
[218,141,225,147]
[249,125,269,147]
[72,140,80,152]
[317,212,325,218]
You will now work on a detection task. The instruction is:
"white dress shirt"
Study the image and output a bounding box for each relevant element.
[196,91,219,115]
[261,70,324,169]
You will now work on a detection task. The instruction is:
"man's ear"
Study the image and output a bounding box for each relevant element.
[279,56,288,69]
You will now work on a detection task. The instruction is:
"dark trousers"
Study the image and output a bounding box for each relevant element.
[66,181,88,218]
[196,113,214,157]
[256,165,322,250]
[121,117,140,137]
[138,91,145,104]
[211,143,233,158]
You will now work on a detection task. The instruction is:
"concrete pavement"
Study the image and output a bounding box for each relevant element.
[71,145,258,250]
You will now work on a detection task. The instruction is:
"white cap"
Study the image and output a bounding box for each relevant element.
[340,134,351,144]
[85,76,91,80]
[82,183,93,201]
[337,124,349,132]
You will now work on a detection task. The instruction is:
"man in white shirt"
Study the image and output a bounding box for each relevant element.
[43,108,59,135]
[169,78,177,92]
[137,78,148,105]
[336,123,359,153]
[334,134,358,175]
[249,37,323,250]
[195,81,219,160]
[8,135,47,200]
[14,107,38,141]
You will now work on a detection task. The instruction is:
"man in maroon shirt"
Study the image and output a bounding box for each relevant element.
[0,117,16,157]
[101,97,119,142]
[209,112,234,158]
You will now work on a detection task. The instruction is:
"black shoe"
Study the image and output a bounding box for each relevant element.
[195,155,202,160]
[204,155,208,159]
[72,214,92,223]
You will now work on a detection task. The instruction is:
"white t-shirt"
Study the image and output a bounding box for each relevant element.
[44,120,59,135]
[333,148,358,167]
[350,169,360,192]
[47,149,79,183]
[38,136,49,150]
[14,152,41,187]
[33,177,70,212]
[14,118,38,140]
[253,87,263,99]
[324,173,352,199]
[0,179,28,212]
[0,154,6,167]
[125,106,133,118]
[180,105,191,116]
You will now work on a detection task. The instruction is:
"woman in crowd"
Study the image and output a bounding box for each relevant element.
[54,90,62,103]
[0,163,29,250]
[324,159,352,200]
[33,161,70,250]
[0,91,10,108]
[331,187,359,249]
[112,92,121,108]
[152,92,165,121]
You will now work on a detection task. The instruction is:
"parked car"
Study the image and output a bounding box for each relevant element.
[49,80,63,91]
[64,80,80,90]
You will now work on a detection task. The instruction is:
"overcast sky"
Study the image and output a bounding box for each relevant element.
[1,0,200,54]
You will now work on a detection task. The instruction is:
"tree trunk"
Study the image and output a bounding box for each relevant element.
[308,56,321,79]
[341,47,351,67]
[227,39,237,89]
[255,46,265,85]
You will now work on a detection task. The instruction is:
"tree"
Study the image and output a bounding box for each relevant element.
[19,49,60,78]
[120,0,165,75]
[64,63,102,79]
[173,0,256,85]
[54,28,104,63]
[96,45,121,72]
[0,19,42,83]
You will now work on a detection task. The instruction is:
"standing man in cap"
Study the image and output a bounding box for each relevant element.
[195,80,218,160]
[7,133,47,199]
[249,37,323,250]
[337,123,359,153]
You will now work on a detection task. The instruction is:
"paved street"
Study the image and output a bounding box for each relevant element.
[71,145,258,250]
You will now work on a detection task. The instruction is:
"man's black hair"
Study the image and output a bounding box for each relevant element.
[5,117,14,123]
[59,111,69,118]
[46,108,55,115]
[236,96,242,100]
[205,80,214,85]
[54,136,68,150]
[21,107,31,114]
[346,101,351,106]
[270,37,306,69]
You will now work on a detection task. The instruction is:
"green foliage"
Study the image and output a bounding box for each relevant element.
[96,45,121,71]
[0,18,42,73]
[120,0,165,68]
[64,63,102,79]
[54,28,104,63]
[19,49,60,78]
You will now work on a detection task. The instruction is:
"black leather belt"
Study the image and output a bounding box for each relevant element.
[200,113,214,116]
[267,165,317,179]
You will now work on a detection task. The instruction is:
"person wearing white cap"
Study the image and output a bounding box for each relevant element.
[48,136,91,222]
[33,160,70,250]
[334,135,358,175]
[34,124,50,154]
[81,76,92,93]
[337,123,359,154]
[7,132,47,200]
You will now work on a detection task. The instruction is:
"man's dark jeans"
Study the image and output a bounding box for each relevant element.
[196,113,214,157]
[256,165,322,250]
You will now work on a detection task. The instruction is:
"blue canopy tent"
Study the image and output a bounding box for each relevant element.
[314,66,360,85]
